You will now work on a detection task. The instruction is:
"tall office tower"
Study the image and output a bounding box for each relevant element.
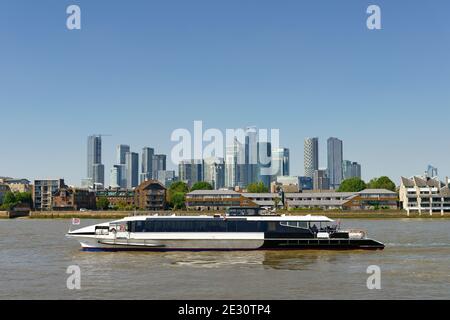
[178,160,203,188]
[304,137,319,178]
[125,152,139,188]
[225,138,243,188]
[140,147,154,183]
[114,144,130,188]
[327,137,343,189]
[203,157,225,189]
[256,142,272,189]
[110,165,122,189]
[272,147,290,178]
[157,170,176,188]
[116,144,130,165]
[92,164,105,188]
[343,160,362,180]
[87,135,104,186]
[152,154,166,179]
[313,169,330,190]
[245,126,258,185]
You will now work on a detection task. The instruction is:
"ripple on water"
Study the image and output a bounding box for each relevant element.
[1,218,450,299]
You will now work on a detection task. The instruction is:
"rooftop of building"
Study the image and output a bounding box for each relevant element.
[401,176,446,188]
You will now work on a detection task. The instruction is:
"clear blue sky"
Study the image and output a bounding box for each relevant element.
[1,0,450,186]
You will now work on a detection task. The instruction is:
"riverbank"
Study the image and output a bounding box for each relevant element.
[9,210,450,219]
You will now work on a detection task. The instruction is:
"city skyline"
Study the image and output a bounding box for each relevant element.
[2,1,450,185]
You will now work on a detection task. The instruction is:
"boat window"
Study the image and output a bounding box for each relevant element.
[280,221,309,229]
[131,219,267,232]
[129,220,145,232]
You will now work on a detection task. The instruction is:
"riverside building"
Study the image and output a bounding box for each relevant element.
[399,176,450,215]
[185,189,397,211]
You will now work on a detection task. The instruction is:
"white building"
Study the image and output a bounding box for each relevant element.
[399,176,450,216]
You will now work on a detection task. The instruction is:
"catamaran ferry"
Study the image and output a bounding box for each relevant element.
[66,207,384,251]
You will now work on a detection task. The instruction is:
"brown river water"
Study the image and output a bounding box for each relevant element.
[0,218,449,299]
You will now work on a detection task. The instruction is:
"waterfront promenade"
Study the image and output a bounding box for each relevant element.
[1,210,448,219]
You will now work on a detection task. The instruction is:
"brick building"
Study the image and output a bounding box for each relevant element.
[134,180,167,210]
[52,187,96,211]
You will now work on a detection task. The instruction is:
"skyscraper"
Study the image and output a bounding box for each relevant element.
[225,138,243,188]
[327,137,343,189]
[110,165,122,189]
[141,147,154,183]
[87,135,104,186]
[179,160,203,188]
[114,144,130,188]
[313,169,330,190]
[157,170,176,187]
[343,160,361,180]
[152,154,166,179]
[245,126,258,185]
[272,147,290,178]
[304,137,319,178]
[125,152,139,188]
[203,157,225,189]
[257,142,272,189]
[116,144,130,165]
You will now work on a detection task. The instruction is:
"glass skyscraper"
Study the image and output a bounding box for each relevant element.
[257,142,272,189]
[152,154,166,179]
[179,159,203,188]
[225,138,243,188]
[203,157,225,189]
[272,147,290,178]
[343,160,361,180]
[87,135,104,186]
[125,152,139,188]
[327,137,343,189]
[245,126,258,185]
[116,144,130,166]
[141,147,154,183]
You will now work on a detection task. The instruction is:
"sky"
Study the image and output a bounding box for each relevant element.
[1,0,450,186]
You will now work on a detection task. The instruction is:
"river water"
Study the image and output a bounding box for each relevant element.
[0,218,449,299]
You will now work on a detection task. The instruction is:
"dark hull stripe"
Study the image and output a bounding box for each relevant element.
[81,239,384,252]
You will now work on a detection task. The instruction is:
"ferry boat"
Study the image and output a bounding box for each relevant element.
[66,207,384,251]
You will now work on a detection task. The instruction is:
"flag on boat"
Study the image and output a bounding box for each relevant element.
[72,218,81,225]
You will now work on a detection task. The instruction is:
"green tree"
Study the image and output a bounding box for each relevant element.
[171,192,186,210]
[0,192,17,210]
[247,182,269,193]
[96,196,110,210]
[167,181,189,209]
[190,181,213,191]
[168,181,189,194]
[367,176,396,192]
[15,192,32,205]
[0,191,33,210]
[3,192,17,205]
[337,178,367,192]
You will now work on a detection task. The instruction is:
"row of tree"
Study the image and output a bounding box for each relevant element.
[0,191,33,211]
[337,176,396,192]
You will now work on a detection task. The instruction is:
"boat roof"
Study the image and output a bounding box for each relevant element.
[112,214,334,223]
